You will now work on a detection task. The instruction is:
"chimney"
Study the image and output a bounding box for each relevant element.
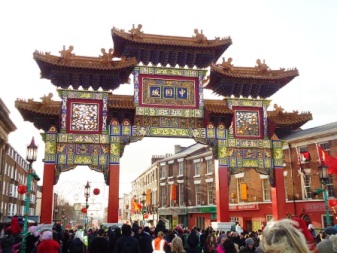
[151,155,166,164]
[174,145,185,154]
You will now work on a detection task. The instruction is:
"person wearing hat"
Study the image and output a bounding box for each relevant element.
[37,230,61,253]
[239,237,256,253]
[316,231,333,253]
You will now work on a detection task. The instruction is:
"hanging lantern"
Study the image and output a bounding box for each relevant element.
[81,207,87,214]
[328,199,337,207]
[18,185,27,194]
[144,213,149,219]
[93,188,100,195]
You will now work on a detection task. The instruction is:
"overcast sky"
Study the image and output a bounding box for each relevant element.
[1,0,336,202]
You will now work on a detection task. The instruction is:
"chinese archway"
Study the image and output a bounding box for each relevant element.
[15,25,312,227]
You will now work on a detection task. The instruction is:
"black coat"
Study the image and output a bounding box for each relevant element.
[187,233,199,252]
[89,236,109,253]
[68,238,86,253]
[138,232,153,253]
[113,235,141,253]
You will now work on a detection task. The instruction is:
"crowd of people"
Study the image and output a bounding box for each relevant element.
[2,216,337,253]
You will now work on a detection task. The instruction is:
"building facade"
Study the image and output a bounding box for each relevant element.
[125,122,337,231]
[0,98,39,222]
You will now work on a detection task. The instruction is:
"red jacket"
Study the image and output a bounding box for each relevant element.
[10,217,22,235]
[37,239,60,253]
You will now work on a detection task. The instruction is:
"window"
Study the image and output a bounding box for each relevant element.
[320,142,330,153]
[262,178,271,201]
[322,215,334,228]
[207,182,215,204]
[194,162,201,176]
[237,178,244,202]
[320,142,330,163]
[8,203,14,216]
[161,185,166,207]
[230,217,239,223]
[160,165,166,178]
[8,184,15,196]
[195,217,205,230]
[178,183,184,206]
[178,161,184,176]
[266,215,273,222]
[302,174,312,199]
[170,185,176,207]
[299,147,310,163]
[326,175,335,197]
[195,184,201,205]
[168,164,173,177]
[206,159,213,174]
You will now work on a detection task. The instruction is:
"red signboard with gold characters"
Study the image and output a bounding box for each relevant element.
[171,185,177,201]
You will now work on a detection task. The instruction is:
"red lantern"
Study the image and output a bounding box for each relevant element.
[328,199,337,207]
[81,207,87,214]
[17,185,27,194]
[93,188,100,195]
[144,213,149,219]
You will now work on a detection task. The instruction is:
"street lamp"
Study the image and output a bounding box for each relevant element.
[20,137,40,253]
[316,165,331,226]
[84,181,91,230]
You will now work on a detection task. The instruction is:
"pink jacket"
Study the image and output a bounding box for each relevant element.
[216,244,225,253]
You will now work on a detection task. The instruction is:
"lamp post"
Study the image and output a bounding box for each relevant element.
[141,191,146,226]
[317,165,331,227]
[20,137,40,253]
[84,181,91,230]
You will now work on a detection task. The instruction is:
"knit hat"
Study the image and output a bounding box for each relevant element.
[245,238,254,245]
[41,231,53,240]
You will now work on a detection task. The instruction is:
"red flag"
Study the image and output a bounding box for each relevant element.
[300,151,311,162]
[133,201,142,211]
[317,146,337,174]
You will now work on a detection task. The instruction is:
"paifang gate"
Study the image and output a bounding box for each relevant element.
[15,25,312,227]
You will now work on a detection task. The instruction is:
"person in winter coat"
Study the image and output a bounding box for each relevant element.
[216,236,227,253]
[187,229,199,253]
[239,237,256,253]
[113,224,141,253]
[138,226,153,253]
[0,234,15,253]
[108,226,122,253]
[155,220,168,238]
[37,230,60,253]
[68,230,87,253]
[259,219,312,253]
[171,237,186,253]
[10,216,22,237]
[223,239,238,253]
[26,225,41,253]
[88,228,109,253]
[204,233,217,253]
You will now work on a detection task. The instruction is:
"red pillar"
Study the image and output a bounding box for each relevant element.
[215,165,230,222]
[40,163,55,224]
[107,164,120,223]
[271,168,287,220]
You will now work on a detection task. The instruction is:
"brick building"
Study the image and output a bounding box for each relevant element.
[126,122,337,231]
[0,98,39,221]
